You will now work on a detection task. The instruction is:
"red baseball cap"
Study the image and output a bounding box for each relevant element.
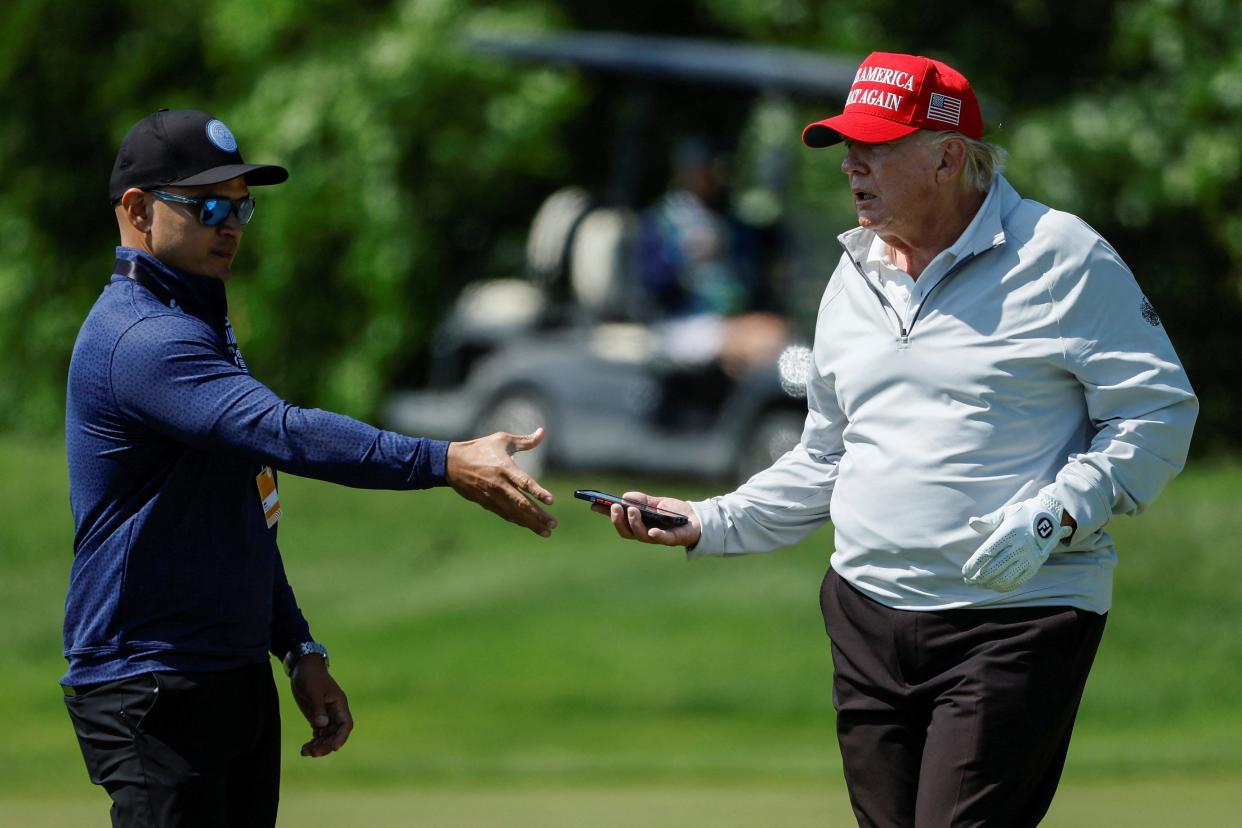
[803,52,983,147]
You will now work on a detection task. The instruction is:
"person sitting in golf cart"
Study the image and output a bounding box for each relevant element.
[638,137,788,379]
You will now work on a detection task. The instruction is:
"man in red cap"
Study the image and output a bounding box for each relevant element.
[595,53,1197,825]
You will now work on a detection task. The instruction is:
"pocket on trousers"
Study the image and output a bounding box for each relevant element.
[63,675,157,785]
[118,673,162,734]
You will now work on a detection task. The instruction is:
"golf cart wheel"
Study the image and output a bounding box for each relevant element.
[736,408,804,482]
[475,391,552,478]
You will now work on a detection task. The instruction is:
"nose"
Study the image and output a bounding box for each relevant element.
[216,212,244,236]
[841,144,865,176]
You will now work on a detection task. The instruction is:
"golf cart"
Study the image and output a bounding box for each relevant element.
[382,31,855,481]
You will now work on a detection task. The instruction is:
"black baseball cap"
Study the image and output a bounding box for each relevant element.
[109,108,288,203]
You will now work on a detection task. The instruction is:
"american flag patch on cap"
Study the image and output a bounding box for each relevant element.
[927,93,962,125]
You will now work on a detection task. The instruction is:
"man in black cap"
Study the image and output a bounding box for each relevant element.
[63,108,558,827]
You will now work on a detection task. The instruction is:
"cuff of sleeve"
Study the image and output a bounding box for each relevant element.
[425,439,450,484]
[1051,463,1112,540]
[686,499,727,560]
[270,621,313,662]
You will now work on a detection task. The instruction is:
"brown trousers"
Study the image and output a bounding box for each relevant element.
[820,568,1106,828]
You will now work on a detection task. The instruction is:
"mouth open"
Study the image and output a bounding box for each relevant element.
[854,190,876,205]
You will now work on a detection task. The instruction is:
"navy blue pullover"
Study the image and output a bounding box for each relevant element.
[63,247,448,686]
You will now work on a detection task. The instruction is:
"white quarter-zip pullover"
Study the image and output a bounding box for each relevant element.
[689,175,1197,612]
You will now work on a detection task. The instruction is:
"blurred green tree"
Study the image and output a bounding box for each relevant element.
[2,0,1239,451]
[0,0,582,426]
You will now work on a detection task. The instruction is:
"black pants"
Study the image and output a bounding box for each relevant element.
[64,662,281,828]
[820,569,1106,828]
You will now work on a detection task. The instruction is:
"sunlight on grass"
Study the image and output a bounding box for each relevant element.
[3,436,1240,825]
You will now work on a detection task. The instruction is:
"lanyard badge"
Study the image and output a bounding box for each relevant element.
[255,465,282,528]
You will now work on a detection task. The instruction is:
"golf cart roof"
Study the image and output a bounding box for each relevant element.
[465,31,858,99]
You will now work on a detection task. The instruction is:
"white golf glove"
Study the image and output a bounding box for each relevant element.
[962,490,1072,592]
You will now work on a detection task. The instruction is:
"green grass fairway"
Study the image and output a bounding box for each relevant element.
[4,778,1242,827]
[3,436,1241,825]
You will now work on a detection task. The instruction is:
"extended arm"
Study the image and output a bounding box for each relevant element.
[687,356,844,556]
[111,315,555,534]
[605,291,846,555]
[112,315,444,489]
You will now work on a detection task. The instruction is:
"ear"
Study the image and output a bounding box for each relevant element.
[934,137,968,185]
[118,188,153,233]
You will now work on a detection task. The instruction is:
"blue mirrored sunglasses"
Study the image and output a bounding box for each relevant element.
[150,190,256,226]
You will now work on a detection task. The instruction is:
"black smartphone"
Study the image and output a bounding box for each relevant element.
[574,489,690,529]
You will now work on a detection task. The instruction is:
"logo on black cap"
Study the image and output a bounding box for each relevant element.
[206,119,238,153]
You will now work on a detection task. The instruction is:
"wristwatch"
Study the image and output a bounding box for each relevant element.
[283,641,329,676]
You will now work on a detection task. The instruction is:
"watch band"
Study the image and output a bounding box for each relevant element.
[283,641,329,676]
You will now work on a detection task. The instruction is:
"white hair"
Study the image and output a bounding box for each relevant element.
[921,130,1007,193]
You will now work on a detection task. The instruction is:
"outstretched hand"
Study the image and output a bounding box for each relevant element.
[290,655,353,758]
[446,428,557,537]
[594,491,702,548]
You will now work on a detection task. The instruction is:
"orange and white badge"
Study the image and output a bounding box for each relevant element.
[255,465,282,528]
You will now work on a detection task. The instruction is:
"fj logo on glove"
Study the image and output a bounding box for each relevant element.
[1036,516,1055,539]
